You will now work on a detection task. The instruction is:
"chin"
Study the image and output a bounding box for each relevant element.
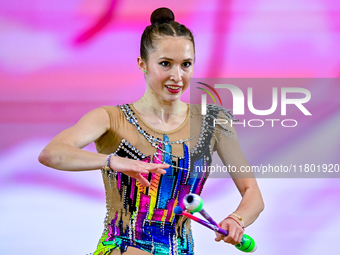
[165,94,182,102]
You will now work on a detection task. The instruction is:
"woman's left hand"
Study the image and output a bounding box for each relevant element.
[215,217,244,245]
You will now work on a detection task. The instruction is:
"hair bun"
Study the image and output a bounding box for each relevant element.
[150,7,175,25]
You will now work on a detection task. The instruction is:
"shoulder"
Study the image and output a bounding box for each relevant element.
[77,107,110,123]
[201,105,239,147]
[188,103,201,112]
[77,105,127,130]
[92,105,127,144]
[206,104,236,120]
[79,106,122,123]
[189,104,237,124]
[188,103,238,141]
[100,105,123,115]
[189,103,235,116]
[99,105,129,120]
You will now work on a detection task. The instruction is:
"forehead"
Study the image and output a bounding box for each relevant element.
[150,36,194,60]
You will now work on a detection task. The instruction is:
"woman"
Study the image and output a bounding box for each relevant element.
[39,7,264,255]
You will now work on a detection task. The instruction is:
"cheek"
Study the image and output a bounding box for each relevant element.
[183,71,193,89]
[151,68,165,80]
[184,70,193,81]
[148,70,168,89]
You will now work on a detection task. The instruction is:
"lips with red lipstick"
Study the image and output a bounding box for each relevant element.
[165,84,182,93]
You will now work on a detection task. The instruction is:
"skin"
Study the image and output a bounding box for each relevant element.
[38,35,264,252]
[133,36,194,130]
[213,122,264,245]
[133,36,264,245]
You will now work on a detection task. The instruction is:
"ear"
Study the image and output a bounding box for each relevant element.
[137,57,147,73]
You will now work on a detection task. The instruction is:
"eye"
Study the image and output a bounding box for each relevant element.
[182,62,192,68]
[160,61,170,67]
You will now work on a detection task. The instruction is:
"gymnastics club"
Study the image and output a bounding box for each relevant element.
[177,194,257,253]
[183,194,219,226]
[174,206,257,253]
[174,206,228,235]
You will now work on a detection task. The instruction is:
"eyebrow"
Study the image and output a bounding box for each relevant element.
[159,57,193,61]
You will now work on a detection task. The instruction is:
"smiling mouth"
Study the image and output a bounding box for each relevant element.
[165,85,182,89]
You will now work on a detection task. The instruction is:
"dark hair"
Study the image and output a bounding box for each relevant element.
[140,7,195,61]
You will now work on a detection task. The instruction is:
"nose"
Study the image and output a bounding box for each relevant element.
[170,65,182,83]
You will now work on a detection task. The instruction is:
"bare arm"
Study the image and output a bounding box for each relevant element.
[38,107,169,186]
[38,107,111,171]
[214,124,264,244]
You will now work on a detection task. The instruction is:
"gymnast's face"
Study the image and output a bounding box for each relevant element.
[139,36,194,103]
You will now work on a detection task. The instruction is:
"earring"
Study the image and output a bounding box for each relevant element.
[143,70,146,73]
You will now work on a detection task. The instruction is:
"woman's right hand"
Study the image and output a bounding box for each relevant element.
[39,106,169,187]
[110,155,169,187]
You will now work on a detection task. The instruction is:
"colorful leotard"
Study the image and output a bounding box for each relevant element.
[92,103,235,255]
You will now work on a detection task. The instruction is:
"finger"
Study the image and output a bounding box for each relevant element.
[145,163,170,170]
[133,166,150,174]
[141,163,167,174]
[215,232,223,242]
[148,163,171,169]
[135,173,150,187]
[151,162,170,167]
[230,237,239,246]
[229,229,243,245]
[215,222,227,242]
[148,168,167,174]
[223,227,235,244]
[237,231,244,244]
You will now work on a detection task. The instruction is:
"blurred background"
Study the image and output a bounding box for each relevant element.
[0,0,339,254]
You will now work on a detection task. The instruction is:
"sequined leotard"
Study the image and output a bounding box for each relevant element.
[92,103,235,255]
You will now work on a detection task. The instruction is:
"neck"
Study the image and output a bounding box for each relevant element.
[134,92,188,123]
